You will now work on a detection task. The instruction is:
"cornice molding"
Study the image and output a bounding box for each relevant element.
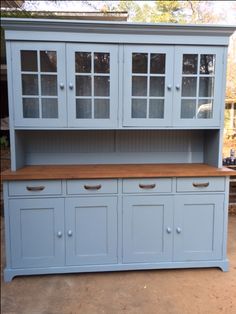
[2,18,236,38]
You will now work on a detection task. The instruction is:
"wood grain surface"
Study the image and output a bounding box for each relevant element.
[1,163,236,180]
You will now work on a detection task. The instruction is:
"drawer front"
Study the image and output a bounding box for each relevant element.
[176,177,225,193]
[8,180,62,196]
[67,179,118,195]
[123,178,172,194]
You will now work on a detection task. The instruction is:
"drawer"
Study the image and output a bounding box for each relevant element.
[67,179,118,195]
[123,178,172,194]
[8,180,62,196]
[176,177,225,193]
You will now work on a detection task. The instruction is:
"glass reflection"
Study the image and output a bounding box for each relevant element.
[21,51,38,72]
[197,99,213,119]
[200,54,215,75]
[132,53,148,73]
[181,99,196,118]
[94,53,110,73]
[40,51,57,72]
[75,52,91,73]
[132,99,147,118]
[182,54,198,74]
[150,54,165,74]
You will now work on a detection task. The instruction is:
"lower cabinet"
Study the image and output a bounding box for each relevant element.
[9,198,65,268]
[123,195,173,263]
[5,179,227,280]
[65,197,118,265]
[123,194,225,263]
[173,194,224,261]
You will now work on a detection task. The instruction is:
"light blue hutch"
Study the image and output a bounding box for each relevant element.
[2,18,236,282]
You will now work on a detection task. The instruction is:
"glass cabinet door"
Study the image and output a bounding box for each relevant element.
[67,44,118,128]
[12,42,67,127]
[123,46,174,127]
[173,46,223,127]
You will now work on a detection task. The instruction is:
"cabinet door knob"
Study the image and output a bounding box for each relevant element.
[176,227,182,234]
[69,83,74,90]
[167,85,172,91]
[166,227,172,234]
[175,85,180,91]
[57,231,63,238]
[67,230,73,237]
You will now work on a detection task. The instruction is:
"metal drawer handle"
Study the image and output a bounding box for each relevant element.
[26,186,45,192]
[84,184,102,190]
[192,182,209,188]
[139,184,156,189]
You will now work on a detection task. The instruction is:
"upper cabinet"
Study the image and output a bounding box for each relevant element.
[123,45,224,128]
[123,46,174,127]
[12,42,67,127]
[10,43,224,129]
[66,44,118,128]
[173,47,223,127]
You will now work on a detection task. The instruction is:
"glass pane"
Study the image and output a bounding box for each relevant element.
[40,51,57,72]
[197,99,213,119]
[149,99,164,118]
[94,76,110,96]
[182,77,197,97]
[42,98,58,118]
[132,99,147,118]
[150,54,165,74]
[76,99,92,118]
[94,99,109,118]
[76,76,91,96]
[21,51,38,72]
[150,77,165,97]
[94,53,110,73]
[181,99,196,119]
[23,98,39,118]
[41,75,57,96]
[199,77,214,97]
[200,54,215,74]
[75,52,91,73]
[182,54,198,74]
[22,74,38,95]
[132,76,147,96]
[132,53,148,73]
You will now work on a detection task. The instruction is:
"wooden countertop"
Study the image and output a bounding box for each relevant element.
[1,163,236,181]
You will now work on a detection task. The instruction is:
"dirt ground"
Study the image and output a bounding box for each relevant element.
[1,215,236,314]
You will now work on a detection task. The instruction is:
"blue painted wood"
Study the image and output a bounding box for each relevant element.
[123,195,173,263]
[12,42,67,128]
[67,179,118,195]
[65,196,118,265]
[176,177,225,193]
[173,194,224,261]
[8,180,62,196]
[123,178,172,194]
[9,198,65,268]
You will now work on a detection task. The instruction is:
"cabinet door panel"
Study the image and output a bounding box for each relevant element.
[67,44,118,128]
[9,198,64,268]
[123,196,173,263]
[123,46,174,127]
[65,197,117,265]
[174,194,224,261]
[12,42,67,127]
[173,47,223,127]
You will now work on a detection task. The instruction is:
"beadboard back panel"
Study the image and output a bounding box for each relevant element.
[15,130,209,165]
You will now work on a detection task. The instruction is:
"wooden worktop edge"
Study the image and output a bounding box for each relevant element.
[1,164,235,181]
